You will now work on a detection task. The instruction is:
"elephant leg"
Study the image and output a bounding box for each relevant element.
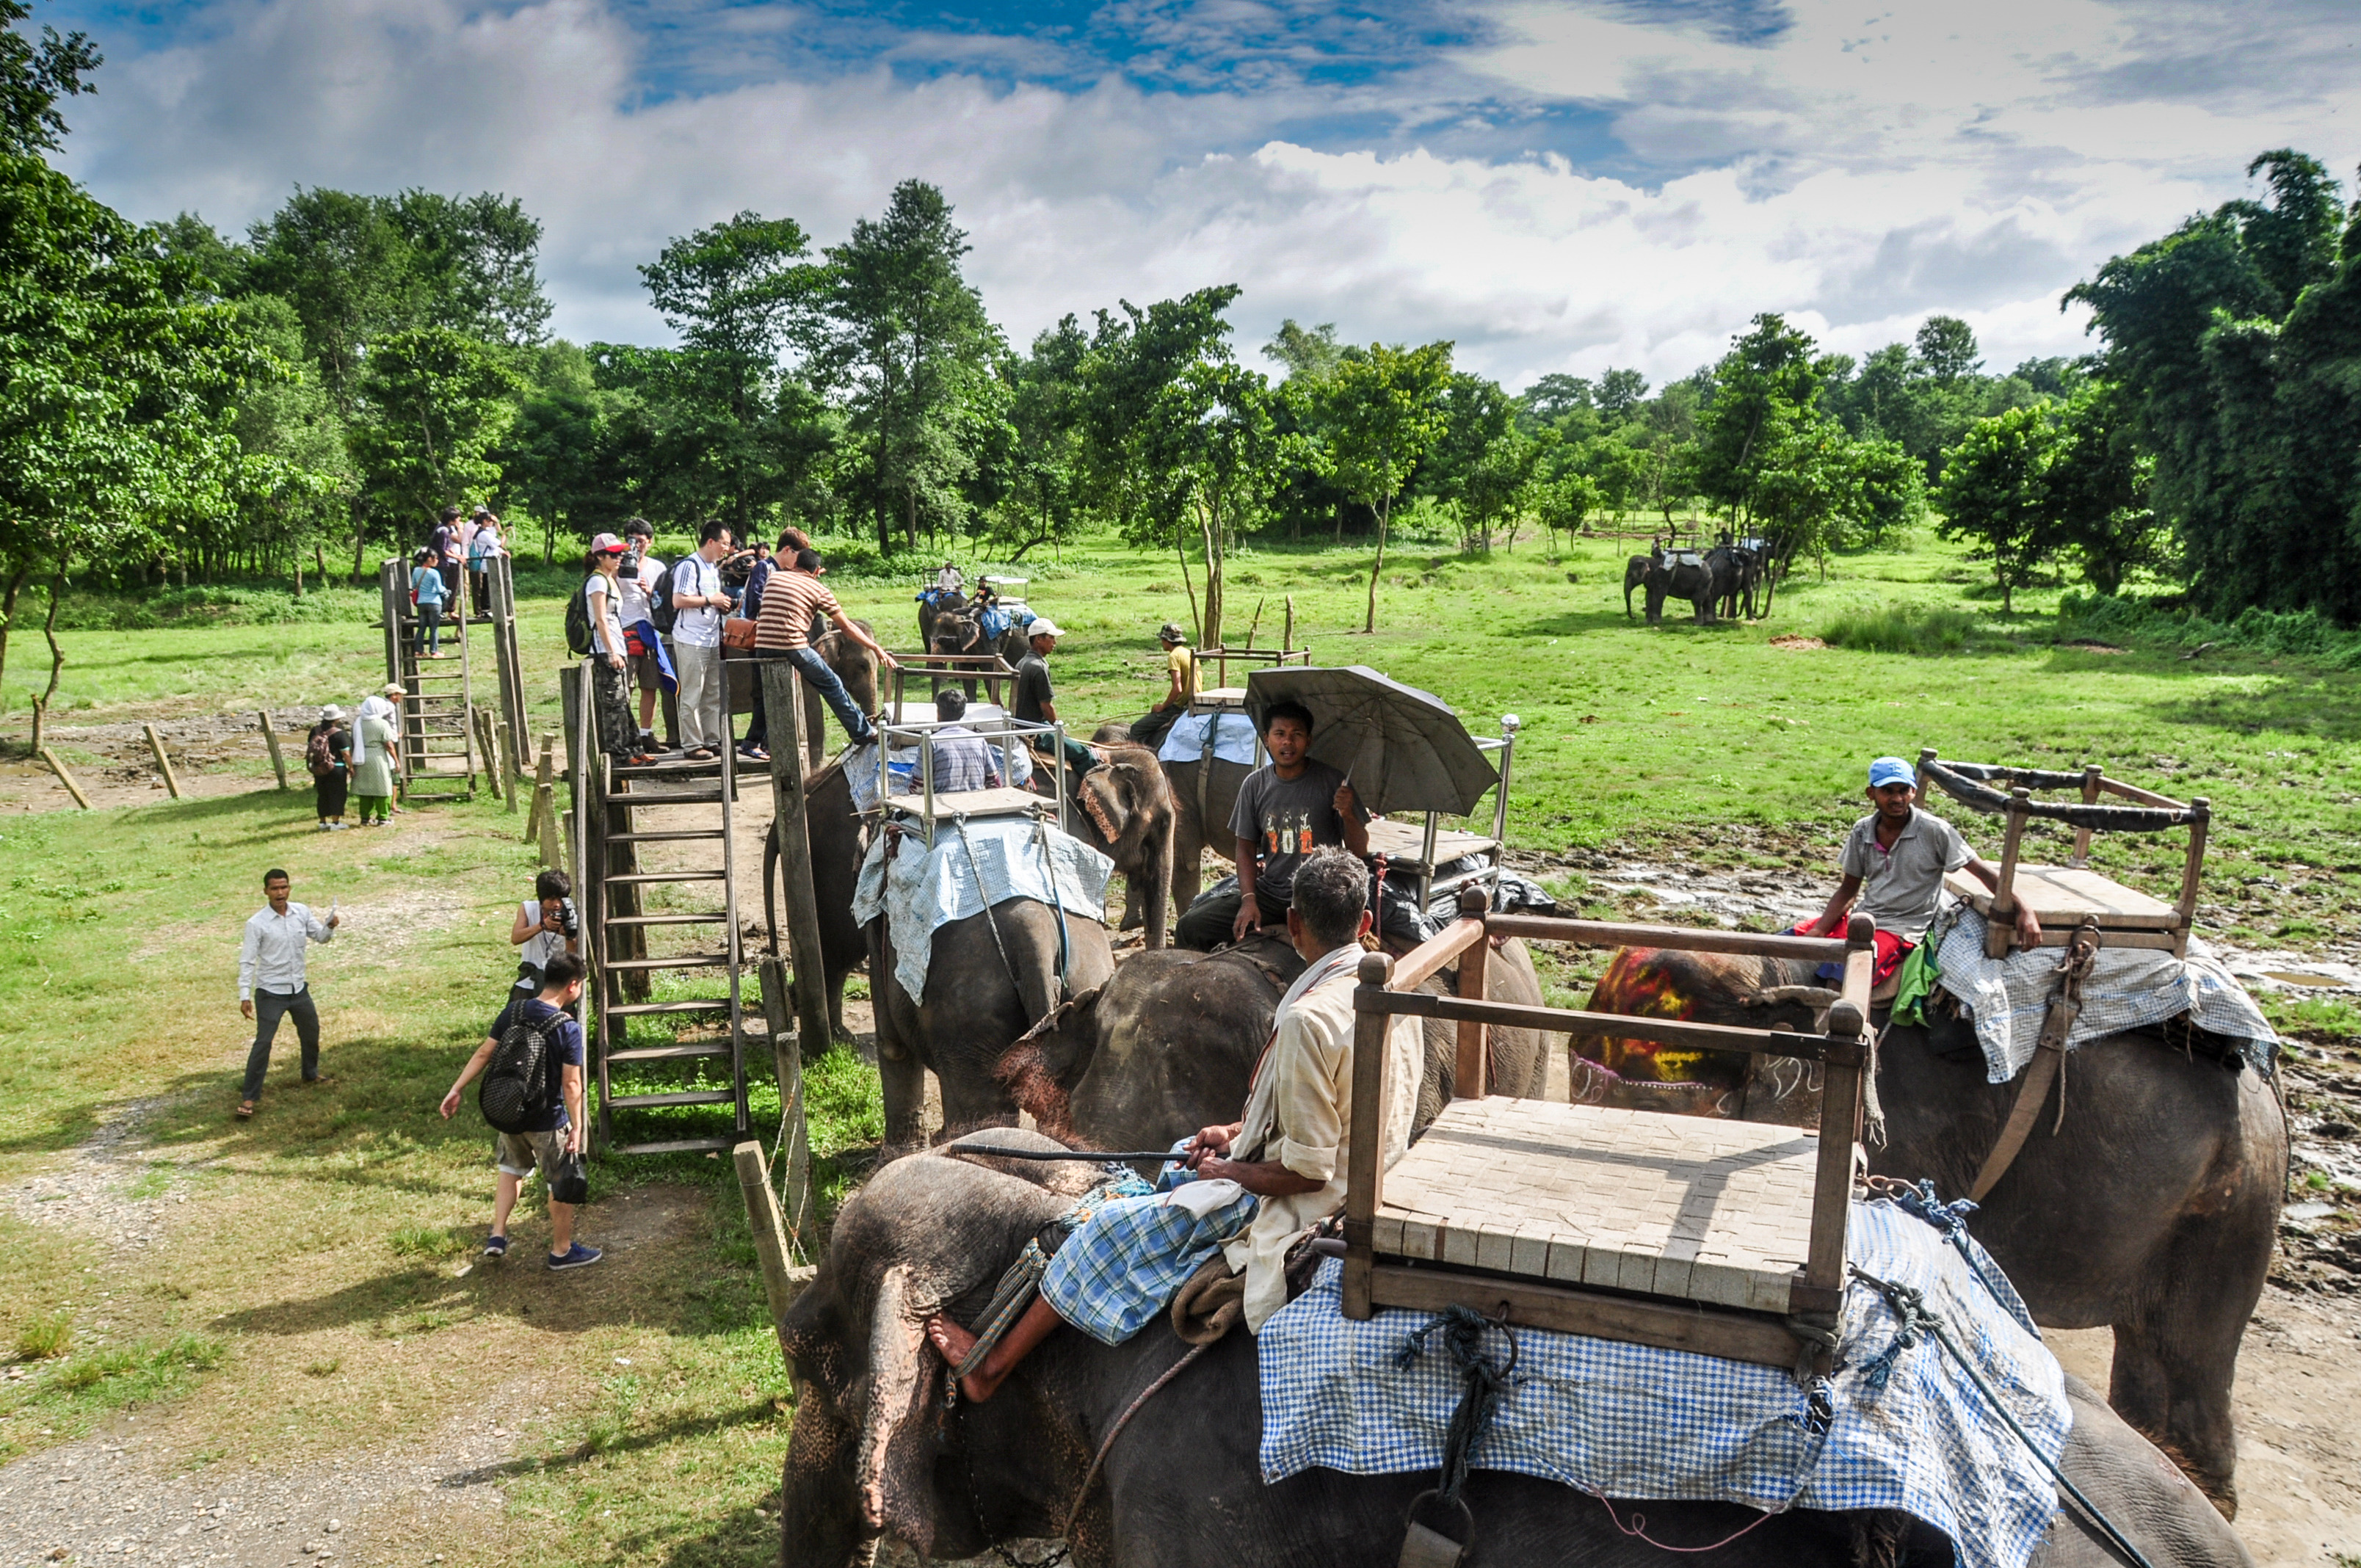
[1118,881,1145,932]
[2107,1216,2268,1518]
[880,1048,929,1147]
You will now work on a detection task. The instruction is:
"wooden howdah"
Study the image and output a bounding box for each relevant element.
[1340,890,1874,1371]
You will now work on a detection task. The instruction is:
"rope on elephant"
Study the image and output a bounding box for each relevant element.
[1918,758,2199,831]
[948,1180,1138,1382]
[1031,814,1073,995]
[954,814,1027,1002]
[1849,1266,2158,1568]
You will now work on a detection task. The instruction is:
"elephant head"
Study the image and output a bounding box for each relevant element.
[1071,742,1175,948]
[780,1142,1100,1567]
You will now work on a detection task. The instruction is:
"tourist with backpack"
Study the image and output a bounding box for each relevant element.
[616,519,675,752]
[575,534,650,768]
[437,953,599,1270]
[307,706,352,830]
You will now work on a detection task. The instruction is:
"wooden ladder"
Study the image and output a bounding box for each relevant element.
[381,557,478,802]
[574,664,750,1157]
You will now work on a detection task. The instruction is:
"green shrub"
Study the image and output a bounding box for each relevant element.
[1821,603,1982,656]
[2056,592,2361,667]
[388,1224,469,1259]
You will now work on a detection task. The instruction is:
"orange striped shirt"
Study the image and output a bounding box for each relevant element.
[755,571,840,651]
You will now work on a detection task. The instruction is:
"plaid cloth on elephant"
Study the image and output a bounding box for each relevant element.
[1040,1185,1258,1346]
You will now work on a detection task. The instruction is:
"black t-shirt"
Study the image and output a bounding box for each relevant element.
[1014,653,1054,722]
[485,995,584,1132]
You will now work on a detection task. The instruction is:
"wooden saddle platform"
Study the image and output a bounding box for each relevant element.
[1342,893,1874,1371]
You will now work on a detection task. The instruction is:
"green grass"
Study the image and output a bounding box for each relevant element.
[1820,603,1986,656]
[15,1312,73,1360]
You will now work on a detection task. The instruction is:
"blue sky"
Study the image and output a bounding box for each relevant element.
[41,0,2361,385]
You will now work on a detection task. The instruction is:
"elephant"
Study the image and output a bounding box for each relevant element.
[1047,741,1178,948]
[1095,717,1252,930]
[869,891,1116,1147]
[761,756,867,1045]
[1570,944,2286,1518]
[1621,553,1653,619]
[995,932,1556,1153]
[777,1136,2258,1568]
[1641,550,1733,625]
[1713,542,1766,621]
[924,599,1031,701]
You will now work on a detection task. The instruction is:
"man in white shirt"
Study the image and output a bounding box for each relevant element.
[924,849,1421,1398]
[236,868,341,1119]
[670,520,734,758]
[615,518,667,749]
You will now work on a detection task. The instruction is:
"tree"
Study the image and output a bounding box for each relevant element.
[1914,315,1983,383]
[2043,382,2161,595]
[1319,341,1453,633]
[1521,373,1591,425]
[0,0,97,157]
[1937,404,2063,612]
[801,180,1002,554]
[1262,319,1345,381]
[639,209,814,536]
[346,326,521,533]
[1143,361,1297,647]
[1689,313,1824,529]
[1595,367,1650,421]
[224,294,353,595]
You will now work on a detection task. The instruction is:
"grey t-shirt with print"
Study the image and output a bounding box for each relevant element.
[1840,807,1973,941]
[1229,759,1368,902]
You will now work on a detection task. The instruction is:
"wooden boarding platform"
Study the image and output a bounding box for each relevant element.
[1374,1097,1818,1314]
[1341,890,1873,1371]
[883,785,1048,821]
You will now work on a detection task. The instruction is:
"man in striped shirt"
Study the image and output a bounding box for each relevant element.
[750,549,897,749]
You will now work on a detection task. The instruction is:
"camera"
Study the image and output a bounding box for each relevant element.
[556,898,579,940]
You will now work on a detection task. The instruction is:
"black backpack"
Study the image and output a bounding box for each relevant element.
[479,1009,562,1134]
[565,584,595,656]
[305,725,338,777]
[647,562,678,636]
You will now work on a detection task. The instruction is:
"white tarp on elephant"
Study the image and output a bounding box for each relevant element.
[853,817,1112,1005]
[1157,711,1259,765]
[1923,906,2277,1081]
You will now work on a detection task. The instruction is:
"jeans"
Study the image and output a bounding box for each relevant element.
[1174,885,1291,951]
[416,600,442,656]
[673,642,725,752]
[741,647,789,749]
[787,646,875,745]
[243,987,320,1099]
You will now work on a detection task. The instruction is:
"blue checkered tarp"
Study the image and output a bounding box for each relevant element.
[1042,1188,1258,1346]
[1258,1201,2068,1568]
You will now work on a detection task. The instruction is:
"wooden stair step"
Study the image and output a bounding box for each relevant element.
[600,953,733,972]
[605,1042,732,1064]
[603,998,735,1017]
[606,1089,738,1110]
[606,829,728,843]
[605,1136,739,1155]
[601,912,728,927]
[604,870,727,886]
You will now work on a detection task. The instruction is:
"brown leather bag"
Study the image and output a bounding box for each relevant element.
[722,616,758,650]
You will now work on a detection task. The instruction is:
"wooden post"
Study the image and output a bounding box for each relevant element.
[498,724,518,815]
[1283,595,1294,661]
[1986,788,2028,958]
[39,747,91,810]
[733,1141,802,1360]
[473,709,504,803]
[1340,950,1395,1320]
[1454,885,1490,1099]
[537,789,563,869]
[258,712,290,790]
[761,957,815,1256]
[2071,765,2101,867]
[761,661,836,1064]
[2175,799,2210,959]
[523,735,556,843]
[142,724,181,799]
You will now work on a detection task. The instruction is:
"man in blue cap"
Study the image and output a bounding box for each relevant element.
[1796,755,2039,983]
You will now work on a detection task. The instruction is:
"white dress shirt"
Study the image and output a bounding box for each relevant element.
[671,553,724,648]
[239,902,333,999]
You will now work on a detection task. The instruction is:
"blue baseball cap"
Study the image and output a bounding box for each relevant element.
[1868,756,1915,790]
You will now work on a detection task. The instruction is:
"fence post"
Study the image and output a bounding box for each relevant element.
[760,662,836,1064]
[258,712,290,790]
[143,724,182,799]
[39,747,91,810]
[733,1141,803,1362]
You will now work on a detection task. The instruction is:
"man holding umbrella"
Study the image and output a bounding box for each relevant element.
[1175,699,1366,951]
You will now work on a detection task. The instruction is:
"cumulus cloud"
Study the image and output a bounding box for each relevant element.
[46,0,2361,387]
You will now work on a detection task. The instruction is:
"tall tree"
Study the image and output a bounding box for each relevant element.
[1139,360,1299,647]
[1913,314,1983,383]
[346,326,521,534]
[1319,341,1452,633]
[1937,404,2062,613]
[0,0,96,157]
[802,180,1001,553]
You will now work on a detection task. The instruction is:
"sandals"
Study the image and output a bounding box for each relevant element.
[234,1100,256,1119]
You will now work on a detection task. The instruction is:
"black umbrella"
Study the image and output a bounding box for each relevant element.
[1244,665,1498,817]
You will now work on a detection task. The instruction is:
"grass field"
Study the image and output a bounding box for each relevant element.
[1,520,2357,1563]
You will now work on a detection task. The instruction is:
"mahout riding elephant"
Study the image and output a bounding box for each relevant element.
[761,757,866,1045]
[1045,741,1177,948]
[996,932,1556,1152]
[1572,945,2285,1517]
[777,1137,2257,1568]
[1713,542,1764,621]
[925,600,1030,699]
[1095,717,1250,929]
[869,892,1116,1146]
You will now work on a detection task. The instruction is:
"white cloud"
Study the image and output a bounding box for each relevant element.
[49,0,2361,389]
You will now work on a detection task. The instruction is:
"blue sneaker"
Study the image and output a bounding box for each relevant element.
[545,1243,602,1271]
[483,1233,508,1259]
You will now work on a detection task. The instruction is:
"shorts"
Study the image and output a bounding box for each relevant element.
[495,1127,569,1182]
[628,651,663,692]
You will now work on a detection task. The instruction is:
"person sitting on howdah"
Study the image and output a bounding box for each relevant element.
[1795,754,2039,984]
[924,849,1422,1395]
[1173,699,1366,951]
[1125,620,1197,751]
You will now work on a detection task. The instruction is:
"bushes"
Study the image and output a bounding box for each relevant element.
[1820,603,1984,656]
[51,585,380,631]
[2056,592,2361,667]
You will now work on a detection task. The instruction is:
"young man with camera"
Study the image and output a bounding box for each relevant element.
[509,868,579,995]
[438,954,598,1270]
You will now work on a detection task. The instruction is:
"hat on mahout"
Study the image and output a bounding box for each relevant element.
[1029,618,1065,639]
[1157,621,1188,645]
[1867,756,1915,790]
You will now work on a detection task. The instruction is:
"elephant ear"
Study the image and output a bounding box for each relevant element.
[994,985,1104,1141]
[853,1262,946,1553]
